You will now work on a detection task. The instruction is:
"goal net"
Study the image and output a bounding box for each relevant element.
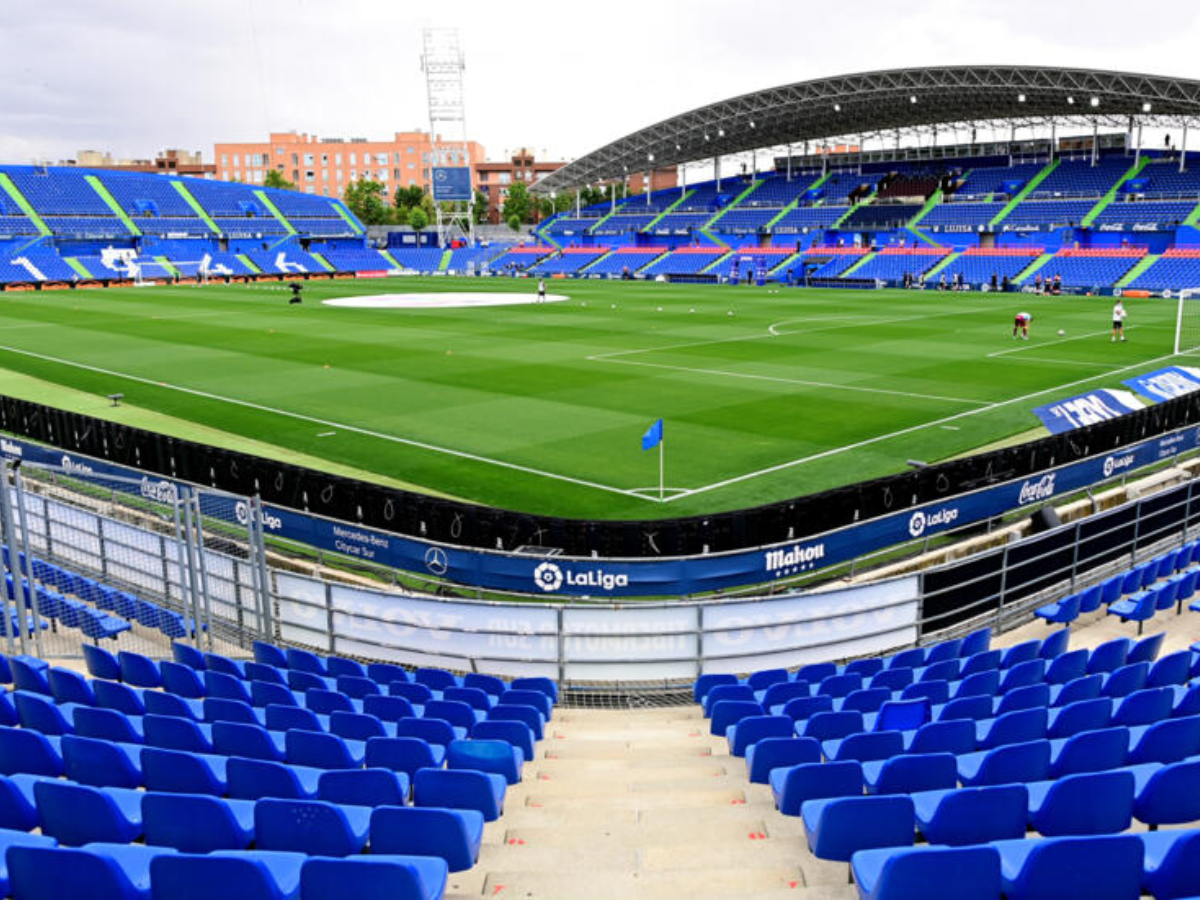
[1172,287,1200,355]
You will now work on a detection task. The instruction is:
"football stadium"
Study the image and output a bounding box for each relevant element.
[1,5,1200,899]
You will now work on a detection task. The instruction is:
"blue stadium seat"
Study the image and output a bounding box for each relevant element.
[61,734,142,789]
[863,752,958,795]
[143,792,255,852]
[150,850,307,900]
[317,768,409,808]
[141,747,227,796]
[1140,829,1200,900]
[745,736,820,784]
[301,855,448,900]
[851,845,1000,900]
[872,668,916,694]
[34,780,143,845]
[413,768,505,822]
[771,759,862,817]
[364,737,446,779]
[227,757,319,801]
[728,715,794,757]
[369,806,484,872]
[1028,769,1135,836]
[991,834,1143,900]
[8,842,173,900]
[446,739,523,785]
[801,794,914,861]
[0,725,63,777]
[254,797,370,856]
[958,739,1051,787]
[913,783,1029,846]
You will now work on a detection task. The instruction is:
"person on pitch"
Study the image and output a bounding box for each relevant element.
[537,277,546,302]
[1013,310,1031,340]
[288,282,303,304]
[1112,298,1128,342]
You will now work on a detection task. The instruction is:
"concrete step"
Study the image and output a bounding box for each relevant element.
[503,819,771,849]
[524,788,746,809]
[480,865,811,900]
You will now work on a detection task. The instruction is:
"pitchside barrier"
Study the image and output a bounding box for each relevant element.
[2,421,1198,599]
[3,391,1200,564]
[2,451,1194,685]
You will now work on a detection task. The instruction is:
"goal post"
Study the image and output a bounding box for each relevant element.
[1173,287,1200,355]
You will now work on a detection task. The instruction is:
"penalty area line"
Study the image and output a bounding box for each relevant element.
[666,347,1190,504]
[0,342,657,504]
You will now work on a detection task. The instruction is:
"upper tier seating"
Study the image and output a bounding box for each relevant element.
[645,213,711,234]
[99,174,199,219]
[1000,201,1095,230]
[772,206,849,232]
[1029,158,1129,199]
[1133,161,1200,199]
[817,172,871,202]
[950,162,1046,200]
[919,202,1004,230]
[543,217,598,237]
[1092,200,1195,230]
[841,204,922,231]
[7,170,112,216]
[0,216,38,236]
[740,174,821,208]
[675,183,727,212]
[712,208,780,233]
[183,180,269,218]
[592,215,656,236]
[212,217,288,238]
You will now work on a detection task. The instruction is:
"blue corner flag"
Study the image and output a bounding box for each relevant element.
[641,418,663,451]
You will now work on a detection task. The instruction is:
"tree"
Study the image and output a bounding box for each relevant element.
[507,214,521,232]
[343,179,388,226]
[472,190,489,225]
[263,169,295,191]
[392,185,425,212]
[502,181,532,225]
[408,207,429,233]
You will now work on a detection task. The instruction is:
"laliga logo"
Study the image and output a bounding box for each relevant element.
[532,561,629,593]
[235,501,283,532]
[533,562,564,593]
[60,455,95,478]
[139,477,177,504]
[908,507,959,539]
[1018,474,1056,506]
[1103,454,1135,478]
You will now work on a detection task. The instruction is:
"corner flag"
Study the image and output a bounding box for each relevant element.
[641,418,664,451]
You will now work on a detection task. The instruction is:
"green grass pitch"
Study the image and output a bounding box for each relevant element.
[0,277,1180,520]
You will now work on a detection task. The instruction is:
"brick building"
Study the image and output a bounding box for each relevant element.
[213,131,486,201]
[476,149,565,225]
[52,149,215,177]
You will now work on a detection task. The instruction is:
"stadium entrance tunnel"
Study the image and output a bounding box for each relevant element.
[321,292,569,309]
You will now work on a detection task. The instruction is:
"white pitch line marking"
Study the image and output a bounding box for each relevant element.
[0,342,655,503]
[666,348,1188,503]
[987,327,1137,358]
[593,357,989,406]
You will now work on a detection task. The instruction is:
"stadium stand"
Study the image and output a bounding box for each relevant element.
[487,246,556,272]
[919,202,1005,231]
[591,214,656,236]
[772,206,850,232]
[7,168,114,217]
[801,246,869,279]
[644,213,711,235]
[1093,200,1195,230]
[936,247,1043,287]
[1127,247,1200,292]
[949,162,1046,201]
[529,247,608,275]
[246,245,326,275]
[706,247,794,280]
[317,247,395,273]
[1000,200,1095,230]
[444,244,513,274]
[1029,247,1147,289]
[387,248,444,273]
[850,247,951,283]
[583,246,667,276]
[711,208,780,233]
[841,204,923,231]
[739,173,821,208]
[1029,157,1129,198]
[640,246,726,278]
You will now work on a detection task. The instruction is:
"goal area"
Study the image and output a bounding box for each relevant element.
[1173,287,1200,355]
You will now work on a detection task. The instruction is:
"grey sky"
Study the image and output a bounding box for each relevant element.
[1,0,1198,166]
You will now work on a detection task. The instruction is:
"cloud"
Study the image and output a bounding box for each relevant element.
[0,0,1197,166]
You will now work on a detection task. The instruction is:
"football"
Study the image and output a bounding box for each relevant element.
[1058,329,1065,336]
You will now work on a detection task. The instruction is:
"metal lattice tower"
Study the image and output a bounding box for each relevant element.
[421,28,474,244]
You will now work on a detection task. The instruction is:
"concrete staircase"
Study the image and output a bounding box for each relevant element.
[1015,253,1055,284]
[990,159,1060,229]
[441,706,855,900]
[84,175,140,236]
[253,190,298,235]
[0,174,51,236]
[1115,254,1159,289]
[1081,156,1152,228]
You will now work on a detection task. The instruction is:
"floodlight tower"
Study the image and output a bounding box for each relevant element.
[421,28,474,245]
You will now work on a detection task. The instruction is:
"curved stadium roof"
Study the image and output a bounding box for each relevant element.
[533,65,1200,194]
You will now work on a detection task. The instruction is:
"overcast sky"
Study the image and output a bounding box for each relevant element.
[2,0,1198,167]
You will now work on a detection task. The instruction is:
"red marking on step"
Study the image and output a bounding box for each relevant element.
[689,731,701,737]
[538,773,550,780]
[788,881,799,889]
[748,832,759,840]
[506,838,526,845]
[529,801,544,808]
[730,798,746,805]
[492,886,506,895]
